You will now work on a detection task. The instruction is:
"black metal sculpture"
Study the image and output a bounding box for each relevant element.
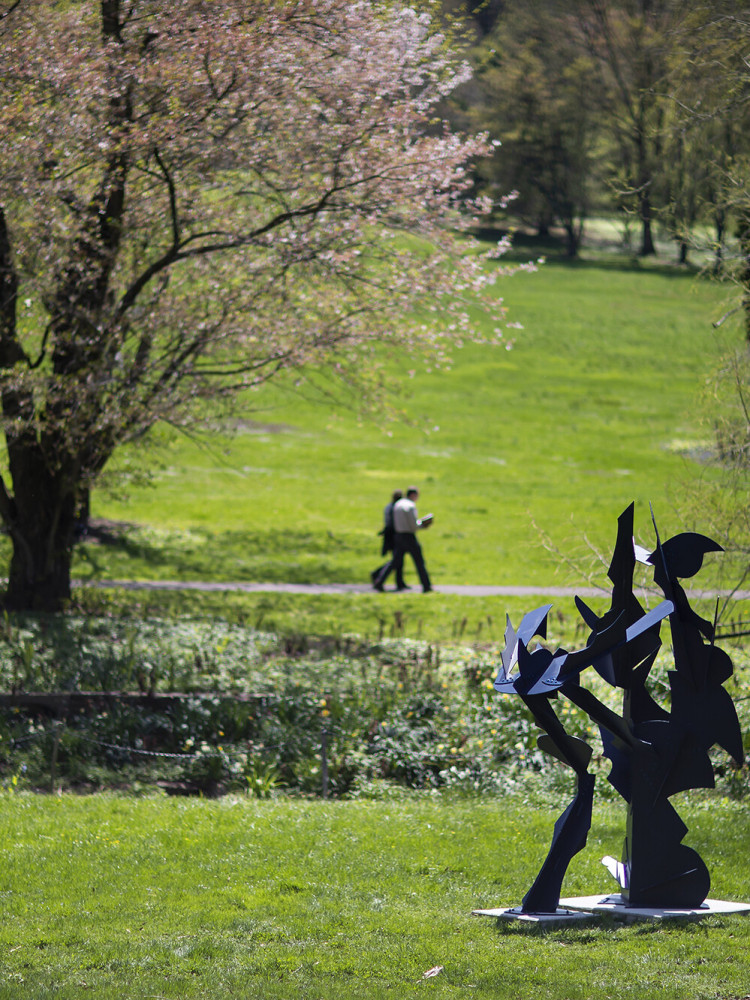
[494,503,744,914]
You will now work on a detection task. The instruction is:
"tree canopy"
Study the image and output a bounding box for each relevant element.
[0,0,514,610]
[451,0,750,263]
[463,0,598,256]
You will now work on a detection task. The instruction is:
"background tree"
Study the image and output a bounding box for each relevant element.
[573,0,692,256]
[657,115,711,265]
[0,0,512,611]
[464,0,598,256]
[666,3,750,332]
[440,0,505,39]
[660,3,750,588]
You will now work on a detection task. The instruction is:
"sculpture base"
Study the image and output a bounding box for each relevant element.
[473,896,750,926]
[559,894,750,922]
[472,906,597,926]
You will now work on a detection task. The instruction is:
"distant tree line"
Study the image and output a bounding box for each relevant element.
[447,0,750,282]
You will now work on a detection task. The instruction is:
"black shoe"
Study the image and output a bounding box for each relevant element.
[373,582,385,592]
[396,584,411,591]
[422,586,433,593]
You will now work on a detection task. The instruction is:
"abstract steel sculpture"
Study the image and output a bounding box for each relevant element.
[494,503,744,914]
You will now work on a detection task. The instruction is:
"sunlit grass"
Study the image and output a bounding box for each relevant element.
[73,582,734,649]
[1,793,749,1000]
[75,249,733,598]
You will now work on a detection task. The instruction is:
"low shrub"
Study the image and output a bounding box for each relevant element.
[0,612,748,801]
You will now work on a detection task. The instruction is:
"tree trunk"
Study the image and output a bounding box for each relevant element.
[738,212,750,343]
[639,189,656,256]
[3,457,77,612]
[75,486,91,538]
[713,208,725,274]
[636,121,656,257]
[563,220,581,258]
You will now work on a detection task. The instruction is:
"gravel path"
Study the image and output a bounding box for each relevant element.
[87,580,750,600]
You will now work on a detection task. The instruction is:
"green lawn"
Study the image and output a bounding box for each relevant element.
[1,240,749,1000]
[78,252,733,594]
[1,794,749,1000]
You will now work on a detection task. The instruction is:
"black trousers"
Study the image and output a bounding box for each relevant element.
[372,550,404,589]
[392,532,431,591]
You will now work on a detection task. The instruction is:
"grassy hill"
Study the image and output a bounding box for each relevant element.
[83,242,734,596]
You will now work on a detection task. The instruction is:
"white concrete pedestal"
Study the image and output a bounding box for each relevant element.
[559,894,750,922]
[472,906,597,926]
[473,895,750,926]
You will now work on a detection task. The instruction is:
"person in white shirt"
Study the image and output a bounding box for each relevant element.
[389,486,433,592]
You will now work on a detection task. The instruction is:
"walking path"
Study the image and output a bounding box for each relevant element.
[90,579,750,600]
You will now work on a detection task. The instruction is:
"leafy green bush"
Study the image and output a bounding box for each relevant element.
[1,612,748,801]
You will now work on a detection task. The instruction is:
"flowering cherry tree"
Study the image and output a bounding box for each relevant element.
[0,0,514,610]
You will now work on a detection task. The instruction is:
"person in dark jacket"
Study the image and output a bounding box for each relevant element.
[371,489,403,590]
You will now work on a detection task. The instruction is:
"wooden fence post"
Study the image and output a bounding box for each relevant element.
[50,720,64,794]
[321,728,329,799]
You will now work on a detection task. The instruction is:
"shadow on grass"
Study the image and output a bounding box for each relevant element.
[475,226,704,278]
[493,914,714,939]
[74,523,364,584]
